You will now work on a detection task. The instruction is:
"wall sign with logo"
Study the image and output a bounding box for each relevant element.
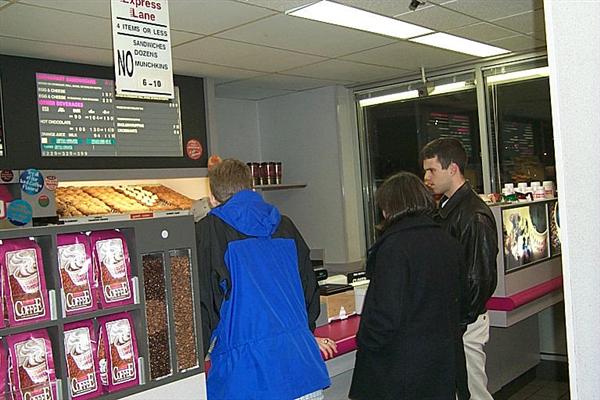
[111,0,174,100]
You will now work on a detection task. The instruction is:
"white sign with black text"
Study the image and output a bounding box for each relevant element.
[111,0,174,100]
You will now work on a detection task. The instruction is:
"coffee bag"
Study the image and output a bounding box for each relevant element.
[64,321,101,399]
[90,231,133,308]
[57,234,96,316]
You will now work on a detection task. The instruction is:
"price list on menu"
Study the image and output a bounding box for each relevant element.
[36,73,182,157]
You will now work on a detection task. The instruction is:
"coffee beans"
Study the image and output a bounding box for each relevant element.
[142,254,172,379]
[169,254,198,371]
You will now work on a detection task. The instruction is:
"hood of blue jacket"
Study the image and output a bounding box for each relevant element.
[209,190,281,237]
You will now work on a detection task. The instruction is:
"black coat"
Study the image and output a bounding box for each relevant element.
[437,182,498,325]
[349,215,465,400]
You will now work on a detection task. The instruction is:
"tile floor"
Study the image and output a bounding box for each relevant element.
[323,361,570,400]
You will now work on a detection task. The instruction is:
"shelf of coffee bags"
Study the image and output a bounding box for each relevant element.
[0,216,204,400]
[61,303,144,325]
[253,183,307,191]
[59,209,191,224]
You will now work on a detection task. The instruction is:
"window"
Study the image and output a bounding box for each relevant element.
[486,61,554,190]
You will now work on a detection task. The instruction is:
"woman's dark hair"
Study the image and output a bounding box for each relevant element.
[376,171,435,231]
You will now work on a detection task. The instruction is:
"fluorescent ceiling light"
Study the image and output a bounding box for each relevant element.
[410,32,510,57]
[287,0,432,39]
[359,90,419,107]
[429,81,473,95]
[487,66,549,84]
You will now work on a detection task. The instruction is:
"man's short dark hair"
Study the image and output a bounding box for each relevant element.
[376,171,434,230]
[420,138,467,174]
[208,158,253,203]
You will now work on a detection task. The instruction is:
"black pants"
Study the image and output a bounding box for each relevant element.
[456,325,470,400]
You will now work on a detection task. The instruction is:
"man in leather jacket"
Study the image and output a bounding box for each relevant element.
[421,138,498,400]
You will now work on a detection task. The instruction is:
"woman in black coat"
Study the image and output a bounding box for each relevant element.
[349,172,466,400]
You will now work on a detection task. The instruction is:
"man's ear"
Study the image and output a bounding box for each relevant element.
[449,162,458,176]
[209,194,220,208]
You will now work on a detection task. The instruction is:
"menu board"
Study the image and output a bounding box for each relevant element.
[36,73,182,157]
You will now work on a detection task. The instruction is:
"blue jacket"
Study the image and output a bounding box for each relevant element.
[197,190,330,400]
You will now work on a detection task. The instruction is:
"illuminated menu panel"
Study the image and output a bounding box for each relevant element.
[36,73,182,157]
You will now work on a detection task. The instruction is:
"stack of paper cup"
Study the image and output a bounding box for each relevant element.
[543,181,555,198]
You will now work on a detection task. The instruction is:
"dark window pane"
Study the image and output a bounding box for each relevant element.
[488,78,555,188]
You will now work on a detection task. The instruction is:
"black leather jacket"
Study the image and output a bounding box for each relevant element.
[436,182,499,326]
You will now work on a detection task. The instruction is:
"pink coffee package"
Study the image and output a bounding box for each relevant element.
[64,320,102,400]
[0,239,50,326]
[97,312,139,393]
[1,341,9,400]
[6,329,57,400]
[57,234,96,316]
[90,231,133,308]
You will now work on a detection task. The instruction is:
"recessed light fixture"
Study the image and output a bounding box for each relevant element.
[358,90,420,107]
[287,0,432,39]
[410,32,510,57]
[429,81,473,95]
[487,66,549,84]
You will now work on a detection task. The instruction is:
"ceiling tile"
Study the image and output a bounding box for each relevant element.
[228,74,352,91]
[342,41,476,71]
[338,0,425,17]
[491,9,545,35]
[233,0,312,13]
[433,0,542,21]
[240,0,428,16]
[173,37,326,73]
[0,36,113,66]
[394,5,479,31]
[215,84,295,101]
[489,35,545,52]
[168,0,275,35]
[449,22,520,42]
[170,31,204,47]
[0,4,112,48]
[283,60,406,83]
[172,58,265,80]
[19,0,111,18]
[217,14,395,58]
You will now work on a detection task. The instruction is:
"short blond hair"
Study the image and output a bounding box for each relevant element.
[208,159,252,203]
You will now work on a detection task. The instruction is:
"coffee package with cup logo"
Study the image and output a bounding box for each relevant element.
[97,313,139,393]
[57,234,96,316]
[0,341,9,400]
[0,239,50,326]
[6,329,56,400]
[90,231,133,308]
[64,321,101,400]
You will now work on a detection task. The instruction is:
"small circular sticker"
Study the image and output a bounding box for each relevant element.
[0,169,14,183]
[7,200,33,226]
[186,139,203,160]
[44,175,58,191]
[19,169,44,195]
[38,194,50,207]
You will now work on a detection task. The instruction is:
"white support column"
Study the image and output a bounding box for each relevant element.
[544,1,600,398]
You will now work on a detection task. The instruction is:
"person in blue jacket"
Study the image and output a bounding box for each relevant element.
[196,159,335,400]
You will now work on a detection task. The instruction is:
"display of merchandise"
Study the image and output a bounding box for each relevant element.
[142,253,172,380]
[57,233,96,316]
[55,185,192,218]
[90,230,134,308]
[97,313,139,393]
[169,251,198,371]
[6,329,57,400]
[0,216,202,400]
[0,239,50,326]
[64,320,102,399]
